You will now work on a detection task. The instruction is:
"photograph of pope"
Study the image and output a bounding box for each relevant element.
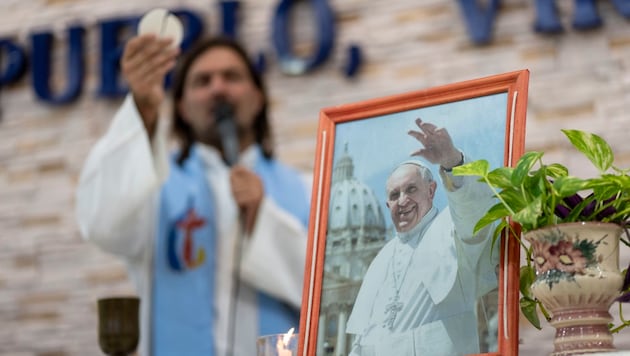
[345,118,499,355]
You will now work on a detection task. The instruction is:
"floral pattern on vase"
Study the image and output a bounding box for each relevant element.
[529,229,602,289]
[524,222,624,356]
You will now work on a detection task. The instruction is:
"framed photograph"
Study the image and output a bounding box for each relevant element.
[298,70,529,356]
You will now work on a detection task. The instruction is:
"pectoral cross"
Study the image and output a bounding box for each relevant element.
[383,293,403,330]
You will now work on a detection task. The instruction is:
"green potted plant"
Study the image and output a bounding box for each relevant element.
[452,129,630,354]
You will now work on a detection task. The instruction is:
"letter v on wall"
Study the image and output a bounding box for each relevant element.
[456,0,501,45]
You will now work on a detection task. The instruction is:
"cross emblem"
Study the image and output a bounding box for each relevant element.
[178,208,206,268]
[383,294,403,330]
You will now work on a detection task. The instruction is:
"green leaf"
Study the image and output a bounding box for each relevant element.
[513,196,543,230]
[610,206,630,223]
[519,265,536,299]
[552,176,590,197]
[592,186,620,203]
[524,168,548,198]
[546,163,569,178]
[512,152,544,186]
[592,174,630,193]
[520,297,542,330]
[485,167,515,189]
[498,188,529,212]
[562,129,614,173]
[473,203,511,234]
[452,160,489,177]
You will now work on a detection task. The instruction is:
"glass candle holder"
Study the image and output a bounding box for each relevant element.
[256,332,299,356]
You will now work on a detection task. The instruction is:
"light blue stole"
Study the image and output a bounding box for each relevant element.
[152,146,310,354]
[153,148,216,356]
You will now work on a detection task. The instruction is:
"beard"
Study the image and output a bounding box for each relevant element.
[194,121,222,147]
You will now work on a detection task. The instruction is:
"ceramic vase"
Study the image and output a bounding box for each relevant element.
[525,222,624,356]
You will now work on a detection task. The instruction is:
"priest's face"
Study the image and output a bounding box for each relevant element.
[177,46,263,147]
[386,164,437,233]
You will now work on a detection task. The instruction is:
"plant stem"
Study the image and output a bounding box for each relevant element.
[538,300,551,321]
[609,302,629,334]
[483,176,516,216]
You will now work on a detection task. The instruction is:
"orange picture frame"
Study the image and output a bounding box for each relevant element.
[298,70,529,356]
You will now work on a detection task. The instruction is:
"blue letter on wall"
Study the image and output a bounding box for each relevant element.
[165,10,205,87]
[219,1,240,38]
[272,0,335,75]
[572,0,602,30]
[98,17,137,98]
[572,0,630,28]
[172,9,205,50]
[0,39,27,86]
[533,0,563,33]
[457,0,501,45]
[535,0,630,34]
[31,26,85,104]
[611,0,630,17]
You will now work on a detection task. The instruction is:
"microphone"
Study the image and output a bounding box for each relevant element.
[214,100,239,166]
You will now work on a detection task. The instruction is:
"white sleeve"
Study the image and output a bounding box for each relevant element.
[239,196,308,310]
[444,158,499,299]
[440,153,495,245]
[75,95,169,261]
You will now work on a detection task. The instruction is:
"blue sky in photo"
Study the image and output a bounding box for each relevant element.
[331,92,509,229]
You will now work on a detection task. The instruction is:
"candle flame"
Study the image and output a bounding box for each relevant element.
[282,327,295,347]
[275,327,295,355]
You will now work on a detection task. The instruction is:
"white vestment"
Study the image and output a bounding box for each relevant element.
[76,96,310,356]
[346,169,497,356]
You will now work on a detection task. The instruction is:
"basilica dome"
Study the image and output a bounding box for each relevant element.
[322,144,387,298]
[328,181,386,232]
[327,145,386,235]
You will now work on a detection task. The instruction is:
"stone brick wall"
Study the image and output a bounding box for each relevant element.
[0,0,629,355]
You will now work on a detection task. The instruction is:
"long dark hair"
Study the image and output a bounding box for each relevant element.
[171,36,274,165]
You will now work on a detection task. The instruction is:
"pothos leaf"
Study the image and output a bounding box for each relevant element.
[473,202,511,234]
[512,151,543,186]
[562,129,614,173]
[520,297,542,330]
[485,167,515,189]
[520,265,536,299]
[452,160,490,177]
[545,163,569,178]
[552,176,590,197]
[513,196,543,230]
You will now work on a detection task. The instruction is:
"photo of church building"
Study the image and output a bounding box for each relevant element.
[318,145,389,355]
